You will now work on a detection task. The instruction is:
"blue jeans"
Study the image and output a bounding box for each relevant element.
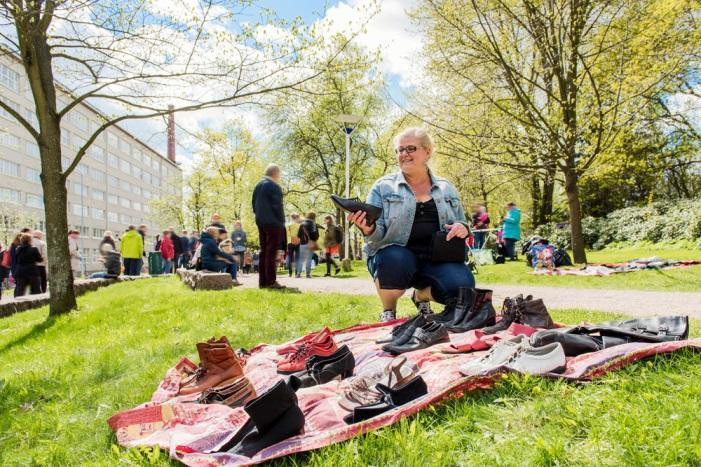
[473,232,486,249]
[163,259,173,274]
[227,262,238,280]
[504,238,517,260]
[124,258,140,276]
[367,245,475,304]
[298,244,313,277]
[286,244,299,276]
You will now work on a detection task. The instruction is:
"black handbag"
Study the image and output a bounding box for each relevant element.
[429,231,466,263]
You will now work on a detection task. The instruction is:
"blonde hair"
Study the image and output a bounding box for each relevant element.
[393,127,435,151]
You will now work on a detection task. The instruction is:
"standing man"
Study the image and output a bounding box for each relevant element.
[121,225,144,276]
[502,202,521,261]
[169,227,183,271]
[252,164,286,289]
[137,224,148,274]
[298,212,319,278]
[285,213,301,277]
[322,215,342,276]
[231,221,247,266]
[32,230,48,292]
[68,230,82,278]
[179,230,191,268]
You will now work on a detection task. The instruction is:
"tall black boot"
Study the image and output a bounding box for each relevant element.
[445,288,496,333]
[221,380,305,457]
[434,287,474,326]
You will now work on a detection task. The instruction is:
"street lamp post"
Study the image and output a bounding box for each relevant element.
[333,114,362,264]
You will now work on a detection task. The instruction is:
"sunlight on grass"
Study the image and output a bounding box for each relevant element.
[0,277,698,465]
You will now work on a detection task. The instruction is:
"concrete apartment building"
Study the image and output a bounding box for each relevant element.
[0,56,182,273]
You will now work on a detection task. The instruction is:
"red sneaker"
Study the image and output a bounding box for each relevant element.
[276,333,338,374]
[276,327,332,355]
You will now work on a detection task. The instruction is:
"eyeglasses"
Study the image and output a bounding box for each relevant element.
[395,145,424,155]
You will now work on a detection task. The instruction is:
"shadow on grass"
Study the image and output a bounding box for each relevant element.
[0,315,57,356]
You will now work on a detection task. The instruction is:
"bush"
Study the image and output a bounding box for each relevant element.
[533,199,701,250]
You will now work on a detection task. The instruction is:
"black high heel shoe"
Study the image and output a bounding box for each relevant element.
[343,375,428,424]
[330,195,383,225]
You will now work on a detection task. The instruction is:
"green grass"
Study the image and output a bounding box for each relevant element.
[0,278,699,466]
[323,247,701,292]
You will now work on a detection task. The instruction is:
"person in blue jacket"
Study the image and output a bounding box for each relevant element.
[502,202,521,261]
[199,226,236,273]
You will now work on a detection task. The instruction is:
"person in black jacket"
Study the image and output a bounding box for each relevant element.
[169,227,183,270]
[14,233,43,297]
[252,164,287,289]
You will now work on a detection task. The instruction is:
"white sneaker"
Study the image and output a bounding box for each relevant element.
[505,342,567,375]
[459,335,531,376]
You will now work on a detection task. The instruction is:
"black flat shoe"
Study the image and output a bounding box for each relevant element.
[375,313,431,345]
[289,345,355,389]
[343,375,428,424]
[330,195,383,225]
[382,321,448,355]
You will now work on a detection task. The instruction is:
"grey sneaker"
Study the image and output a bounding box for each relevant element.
[380,310,397,322]
[505,342,567,375]
[459,335,531,376]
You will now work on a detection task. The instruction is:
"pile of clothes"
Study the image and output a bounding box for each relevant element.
[108,292,696,466]
[535,257,701,276]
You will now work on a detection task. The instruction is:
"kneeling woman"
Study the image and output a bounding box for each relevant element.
[348,128,474,322]
[200,226,238,283]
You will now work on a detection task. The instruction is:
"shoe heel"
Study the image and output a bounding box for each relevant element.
[550,364,567,374]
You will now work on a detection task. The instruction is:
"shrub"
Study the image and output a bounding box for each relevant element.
[533,199,701,250]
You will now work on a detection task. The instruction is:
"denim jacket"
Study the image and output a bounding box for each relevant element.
[364,170,469,257]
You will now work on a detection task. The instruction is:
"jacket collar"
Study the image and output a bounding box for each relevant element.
[396,168,439,191]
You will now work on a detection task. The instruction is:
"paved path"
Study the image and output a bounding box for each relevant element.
[238,274,701,318]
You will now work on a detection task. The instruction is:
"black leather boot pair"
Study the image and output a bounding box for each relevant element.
[434,287,496,333]
[288,345,355,389]
[221,380,305,458]
[382,320,448,355]
[343,375,428,424]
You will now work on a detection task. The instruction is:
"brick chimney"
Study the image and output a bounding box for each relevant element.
[167,105,176,163]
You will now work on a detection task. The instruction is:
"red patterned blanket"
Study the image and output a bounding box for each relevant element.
[108,321,701,466]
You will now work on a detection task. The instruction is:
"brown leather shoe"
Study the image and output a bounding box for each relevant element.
[198,377,257,408]
[179,342,244,395]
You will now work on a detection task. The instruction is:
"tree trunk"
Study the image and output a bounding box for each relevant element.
[563,165,587,264]
[42,148,77,316]
[540,168,555,225]
[530,174,541,228]
[19,13,78,315]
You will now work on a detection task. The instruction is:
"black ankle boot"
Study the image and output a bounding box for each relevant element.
[482,294,522,334]
[519,297,554,329]
[289,345,355,389]
[434,287,474,326]
[446,288,496,333]
[221,380,305,457]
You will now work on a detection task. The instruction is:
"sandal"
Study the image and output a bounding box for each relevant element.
[338,356,416,411]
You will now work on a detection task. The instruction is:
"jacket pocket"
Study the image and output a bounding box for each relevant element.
[383,194,403,220]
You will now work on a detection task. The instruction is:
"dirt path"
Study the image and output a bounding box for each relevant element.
[238,274,701,317]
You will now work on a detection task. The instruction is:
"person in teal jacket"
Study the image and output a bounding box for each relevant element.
[502,202,521,261]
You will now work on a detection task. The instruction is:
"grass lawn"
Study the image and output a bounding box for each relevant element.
[0,277,699,466]
[322,247,701,292]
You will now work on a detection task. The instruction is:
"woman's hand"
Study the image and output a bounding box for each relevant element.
[445,223,469,240]
[347,211,375,236]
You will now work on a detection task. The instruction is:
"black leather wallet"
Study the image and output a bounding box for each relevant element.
[429,231,466,263]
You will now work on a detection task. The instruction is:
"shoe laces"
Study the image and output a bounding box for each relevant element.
[288,343,312,362]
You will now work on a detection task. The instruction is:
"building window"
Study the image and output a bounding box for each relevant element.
[72,203,88,216]
[0,187,20,203]
[25,168,41,183]
[61,129,70,147]
[0,159,20,177]
[108,194,117,205]
[0,98,20,121]
[119,179,129,192]
[0,130,20,149]
[142,172,151,184]
[88,145,105,163]
[91,208,104,220]
[107,133,118,148]
[120,213,130,224]
[72,183,87,196]
[120,159,130,174]
[131,165,141,179]
[143,190,152,200]
[133,149,142,162]
[133,201,141,211]
[90,167,105,183]
[132,185,142,196]
[0,63,19,91]
[26,193,43,208]
[120,197,130,208]
[73,112,89,132]
[108,175,118,187]
[108,153,118,168]
[107,211,118,223]
[92,228,104,238]
[26,140,40,157]
[119,137,130,154]
[91,189,105,201]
